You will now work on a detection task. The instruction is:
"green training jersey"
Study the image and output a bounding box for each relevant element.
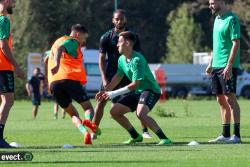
[62,37,78,58]
[117,51,161,94]
[46,37,78,59]
[212,11,240,68]
[0,15,10,40]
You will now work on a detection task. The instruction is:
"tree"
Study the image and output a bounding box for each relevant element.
[9,0,216,98]
[164,3,204,64]
[231,0,250,62]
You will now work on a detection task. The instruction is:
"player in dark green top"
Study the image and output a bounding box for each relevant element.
[206,0,241,144]
[96,31,172,145]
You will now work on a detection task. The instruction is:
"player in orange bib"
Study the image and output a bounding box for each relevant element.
[47,24,97,144]
[0,0,25,148]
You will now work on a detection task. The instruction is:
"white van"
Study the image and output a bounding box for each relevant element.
[149,64,250,98]
[81,48,101,97]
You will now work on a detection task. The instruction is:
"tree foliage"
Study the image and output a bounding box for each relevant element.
[8,0,250,98]
[164,3,204,63]
[231,0,250,59]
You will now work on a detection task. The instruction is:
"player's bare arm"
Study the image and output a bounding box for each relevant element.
[105,73,123,91]
[205,57,213,75]
[223,39,240,80]
[102,80,141,100]
[25,83,32,97]
[51,46,65,75]
[99,52,109,88]
[96,73,123,101]
[0,39,25,79]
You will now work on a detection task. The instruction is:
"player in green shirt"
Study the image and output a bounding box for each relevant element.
[206,0,241,144]
[0,0,25,148]
[96,31,172,145]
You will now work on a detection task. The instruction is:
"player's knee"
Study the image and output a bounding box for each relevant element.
[225,97,234,107]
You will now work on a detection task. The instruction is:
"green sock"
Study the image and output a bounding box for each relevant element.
[85,112,93,120]
[78,124,87,134]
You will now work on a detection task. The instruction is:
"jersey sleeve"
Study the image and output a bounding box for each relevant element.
[62,39,78,58]
[0,16,10,40]
[229,16,240,40]
[99,34,108,54]
[131,57,145,81]
[117,58,125,77]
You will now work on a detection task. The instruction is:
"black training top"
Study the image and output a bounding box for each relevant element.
[99,28,141,80]
[28,76,40,95]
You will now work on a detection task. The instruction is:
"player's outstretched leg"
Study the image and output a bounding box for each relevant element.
[110,103,143,144]
[64,103,92,144]
[80,100,101,137]
[136,104,172,145]
[91,100,107,139]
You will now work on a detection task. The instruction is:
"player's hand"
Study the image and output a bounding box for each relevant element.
[205,64,212,76]
[95,91,106,102]
[51,65,59,75]
[15,66,25,79]
[223,65,232,81]
[102,92,112,100]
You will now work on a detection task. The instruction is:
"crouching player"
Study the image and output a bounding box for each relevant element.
[96,31,172,145]
[47,24,97,144]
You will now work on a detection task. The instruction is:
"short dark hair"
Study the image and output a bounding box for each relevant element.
[113,9,127,17]
[34,67,40,72]
[119,31,136,44]
[71,24,88,34]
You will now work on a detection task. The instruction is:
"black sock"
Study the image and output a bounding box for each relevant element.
[222,124,230,137]
[142,127,148,133]
[127,127,139,139]
[234,123,240,138]
[0,124,5,139]
[155,129,167,140]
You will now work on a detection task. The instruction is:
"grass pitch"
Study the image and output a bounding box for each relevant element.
[1,99,250,167]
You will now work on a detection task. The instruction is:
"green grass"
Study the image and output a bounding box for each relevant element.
[1,99,250,167]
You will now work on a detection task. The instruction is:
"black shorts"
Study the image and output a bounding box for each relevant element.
[50,80,89,108]
[211,68,238,95]
[118,90,160,112]
[31,93,41,106]
[100,75,131,103]
[0,70,14,93]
